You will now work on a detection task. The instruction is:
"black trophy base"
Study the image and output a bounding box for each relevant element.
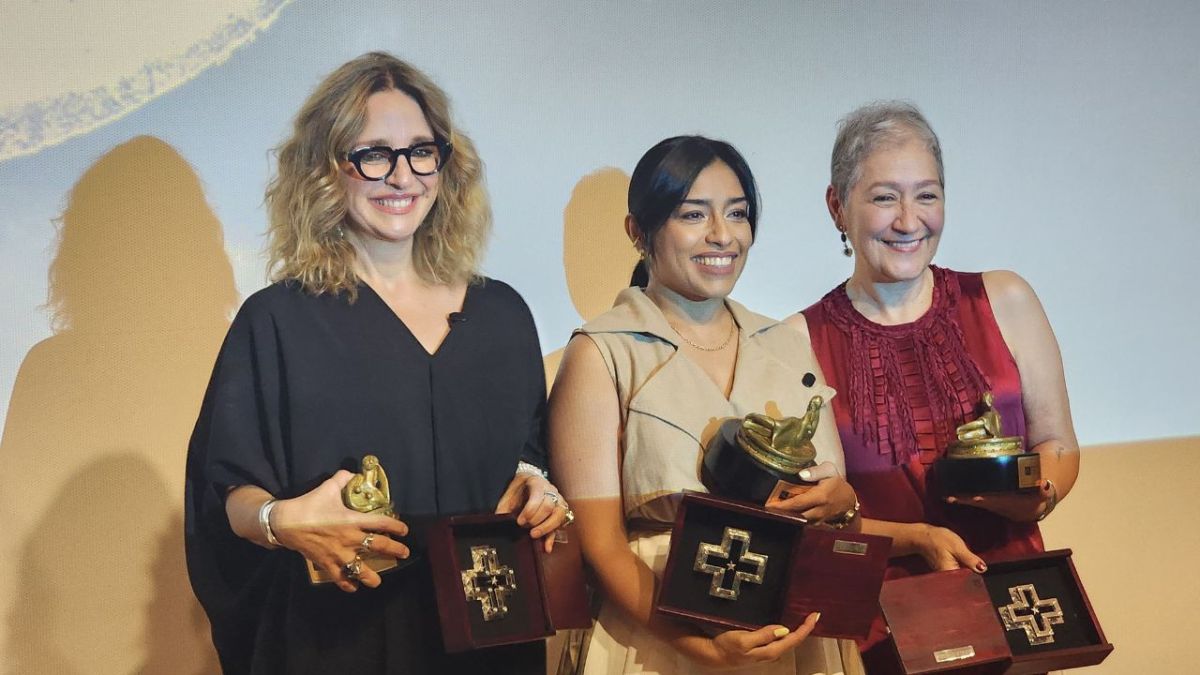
[933,452,1041,497]
[702,419,814,504]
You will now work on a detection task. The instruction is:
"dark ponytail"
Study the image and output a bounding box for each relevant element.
[629,259,649,288]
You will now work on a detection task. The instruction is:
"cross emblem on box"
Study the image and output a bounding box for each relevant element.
[461,545,517,621]
[694,527,768,600]
[999,583,1065,645]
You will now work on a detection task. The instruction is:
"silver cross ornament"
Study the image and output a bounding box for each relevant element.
[461,545,517,621]
[694,527,768,600]
[999,583,1065,645]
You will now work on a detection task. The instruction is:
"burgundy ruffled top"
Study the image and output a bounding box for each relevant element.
[804,266,1044,666]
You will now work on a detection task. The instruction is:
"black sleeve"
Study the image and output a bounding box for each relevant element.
[190,290,288,509]
[517,293,548,471]
[183,289,289,671]
[481,278,548,473]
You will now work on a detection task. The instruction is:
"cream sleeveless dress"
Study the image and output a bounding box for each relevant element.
[573,288,864,675]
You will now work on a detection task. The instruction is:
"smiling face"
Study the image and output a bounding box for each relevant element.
[340,88,439,245]
[644,160,753,301]
[833,136,945,285]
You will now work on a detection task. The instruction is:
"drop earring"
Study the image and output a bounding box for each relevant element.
[840,230,853,257]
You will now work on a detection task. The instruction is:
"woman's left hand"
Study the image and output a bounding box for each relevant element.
[495,472,573,552]
[763,461,857,524]
[946,479,1055,522]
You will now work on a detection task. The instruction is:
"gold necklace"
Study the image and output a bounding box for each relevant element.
[671,313,738,352]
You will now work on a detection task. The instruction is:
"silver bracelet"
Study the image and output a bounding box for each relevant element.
[259,498,281,548]
[515,460,548,479]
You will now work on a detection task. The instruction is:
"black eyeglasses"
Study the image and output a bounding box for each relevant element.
[345,140,453,180]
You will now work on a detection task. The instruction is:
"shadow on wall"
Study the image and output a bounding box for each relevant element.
[542,167,637,390]
[0,136,235,674]
[7,457,220,675]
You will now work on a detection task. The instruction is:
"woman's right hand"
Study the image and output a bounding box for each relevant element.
[681,612,821,669]
[271,470,411,592]
[763,461,857,524]
[911,523,987,573]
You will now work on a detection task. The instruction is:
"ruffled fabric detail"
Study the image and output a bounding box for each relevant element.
[817,266,989,465]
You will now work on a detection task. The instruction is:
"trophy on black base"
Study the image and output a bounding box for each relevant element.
[701,396,824,504]
[933,392,1042,497]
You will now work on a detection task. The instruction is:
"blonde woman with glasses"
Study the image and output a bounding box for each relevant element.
[185,53,569,674]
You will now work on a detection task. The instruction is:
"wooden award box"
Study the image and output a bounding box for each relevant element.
[428,513,591,653]
[879,549,1113,674]
[655,491,891,640]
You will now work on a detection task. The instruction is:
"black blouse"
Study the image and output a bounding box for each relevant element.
[185,278,546,673]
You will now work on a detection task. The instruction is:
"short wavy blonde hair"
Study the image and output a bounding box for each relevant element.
[266,52,489,298]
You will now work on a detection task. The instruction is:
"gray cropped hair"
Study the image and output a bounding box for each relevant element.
[830,101,944,202]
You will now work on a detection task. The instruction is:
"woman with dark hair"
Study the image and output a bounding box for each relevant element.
[549,136,863,674]
[184,52,570,673]
[791,101,1079,672]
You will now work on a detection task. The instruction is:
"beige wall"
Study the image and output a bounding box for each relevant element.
[1038,436,1200,674]
[0,137,231,675]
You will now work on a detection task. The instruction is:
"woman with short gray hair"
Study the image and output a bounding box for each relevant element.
[788,101,1080,673]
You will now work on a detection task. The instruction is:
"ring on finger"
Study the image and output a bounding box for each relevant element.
[544,491,561,507]
[343,555,364,581]
[358,532,376,554]
[563,508,575,526]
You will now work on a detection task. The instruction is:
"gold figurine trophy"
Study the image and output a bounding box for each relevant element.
[307,454,401,584]
[932,392,1041,496]
[701,396,823,504]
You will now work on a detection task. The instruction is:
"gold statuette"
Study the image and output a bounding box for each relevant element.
[703,396,825,504]
[946,392,1024,459]
[307,454,401,584]
[935,392,1040,494]
[736,396,823,474]
[343,454,395,515]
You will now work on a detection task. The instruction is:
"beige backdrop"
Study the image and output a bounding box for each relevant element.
[0,137,233,673]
